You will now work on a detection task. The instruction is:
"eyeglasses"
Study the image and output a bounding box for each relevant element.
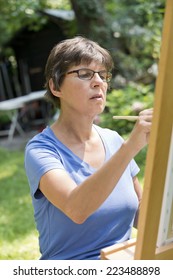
[66,68,112,82]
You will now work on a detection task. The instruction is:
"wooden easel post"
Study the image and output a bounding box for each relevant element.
[134,0,173,259]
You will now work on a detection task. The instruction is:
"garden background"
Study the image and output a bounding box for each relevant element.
[0,0,165,259]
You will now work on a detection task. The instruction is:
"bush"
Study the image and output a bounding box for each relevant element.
[100,82,154,135]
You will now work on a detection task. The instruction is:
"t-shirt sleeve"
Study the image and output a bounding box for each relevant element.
[110,130,140,177]
[129,158,140,178]
[25,145,65,198]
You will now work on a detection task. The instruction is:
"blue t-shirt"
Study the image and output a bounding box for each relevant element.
[25,125,140,260]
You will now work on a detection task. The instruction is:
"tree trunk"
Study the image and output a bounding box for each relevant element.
[70,0,112,48]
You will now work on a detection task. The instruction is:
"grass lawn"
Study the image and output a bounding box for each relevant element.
[0,142,147,260]
[0,147,40,260]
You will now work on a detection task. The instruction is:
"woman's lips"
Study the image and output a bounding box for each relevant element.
[90,94,103,100]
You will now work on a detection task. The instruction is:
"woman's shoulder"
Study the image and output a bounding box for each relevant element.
[25,126,56,151]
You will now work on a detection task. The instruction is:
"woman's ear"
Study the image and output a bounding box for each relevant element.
[49,78,62,97]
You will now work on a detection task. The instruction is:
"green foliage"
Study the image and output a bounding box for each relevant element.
[0,0,46,47]
[100,82,154,135]
[99,0,163,137]
[0,0,72,50]
[105,0,164,82]
[135,146,148,184]
[0,113,10,124]
[45,0,71,9]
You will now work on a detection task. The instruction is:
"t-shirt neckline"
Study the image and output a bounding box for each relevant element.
[46,125,110,171]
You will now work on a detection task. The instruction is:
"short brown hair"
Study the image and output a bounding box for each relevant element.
[44,36,114,108]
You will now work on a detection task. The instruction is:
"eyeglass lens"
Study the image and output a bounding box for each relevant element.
[79,69,110,81]
[67,68,112,82]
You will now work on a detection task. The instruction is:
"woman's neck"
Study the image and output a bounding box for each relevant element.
[51,112,96,144]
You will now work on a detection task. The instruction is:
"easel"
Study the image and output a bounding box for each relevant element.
[101,0,173,260]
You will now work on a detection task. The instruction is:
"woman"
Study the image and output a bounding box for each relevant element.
[25,36,152,260]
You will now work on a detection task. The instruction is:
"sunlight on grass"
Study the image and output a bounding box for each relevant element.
[0,169,16,180]
[0,231,40,260]
[0,155,19,180]
[0,147,40,260]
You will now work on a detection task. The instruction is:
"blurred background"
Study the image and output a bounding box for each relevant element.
[0,0,165,259]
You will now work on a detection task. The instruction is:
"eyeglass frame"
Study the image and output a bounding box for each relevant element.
[66,68,112,83]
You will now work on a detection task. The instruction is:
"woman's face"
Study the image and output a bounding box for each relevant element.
[57,61,109,118]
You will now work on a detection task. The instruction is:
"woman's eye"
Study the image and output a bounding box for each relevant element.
[100,75,106,80]
[79,72,92,79]
[99,71,107,80]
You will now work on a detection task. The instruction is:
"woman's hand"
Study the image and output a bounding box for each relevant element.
[126,108,153,156]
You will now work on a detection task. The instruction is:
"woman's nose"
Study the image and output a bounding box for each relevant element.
[92,72,104,83]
